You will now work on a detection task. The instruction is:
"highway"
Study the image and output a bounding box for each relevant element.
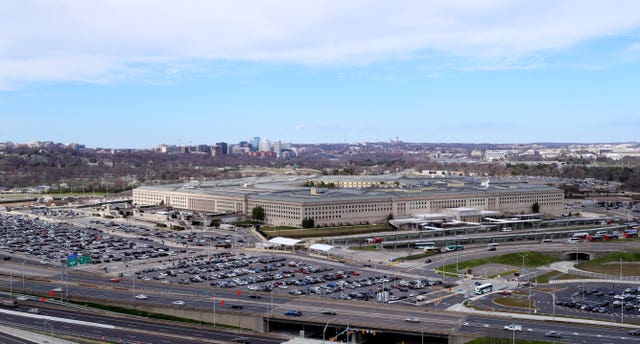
[1,302,285,344]
[461,315,640,344]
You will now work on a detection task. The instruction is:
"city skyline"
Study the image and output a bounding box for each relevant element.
[1,1,640,148]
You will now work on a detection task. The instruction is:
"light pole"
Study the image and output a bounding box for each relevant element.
[322,317,336,344]
[620,258,623,281]
[551,291,556,320]
[22,258,26,292]
[528,283,532,314]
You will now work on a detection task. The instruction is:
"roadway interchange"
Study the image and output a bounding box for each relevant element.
[3,272,640,344]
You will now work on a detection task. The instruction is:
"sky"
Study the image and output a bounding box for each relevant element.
[1,1,640,148]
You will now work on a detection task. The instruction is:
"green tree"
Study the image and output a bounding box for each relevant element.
[252,206,265,221]
[532,202,540,213]
[302,217,315,228]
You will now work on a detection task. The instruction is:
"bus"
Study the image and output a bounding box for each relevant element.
[443,245,464,252]
[414,242,436,249]
[571,232,590,241]
[474,283,493,295]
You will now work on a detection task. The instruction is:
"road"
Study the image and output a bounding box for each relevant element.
[461,315,640,344]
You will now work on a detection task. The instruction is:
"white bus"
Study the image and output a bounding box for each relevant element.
[474,283,493,295]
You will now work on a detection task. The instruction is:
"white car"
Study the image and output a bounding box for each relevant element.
[172,300,185,306]
[504,324,522,331]
[16,295,29,301]
[134,294,148,300]
[52,287,64,292]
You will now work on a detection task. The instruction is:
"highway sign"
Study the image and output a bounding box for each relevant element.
[67,257,78,267]
[79,255,91,265]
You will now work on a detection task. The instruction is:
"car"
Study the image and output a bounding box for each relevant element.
[405,317,420,323]
[424,259,432,263]
[52,287,63,292]
[231,304,244,309]
[504,324,522,331]
[172,300,185,306]
[321,310,337,315]
[27,307,40,314]
[544,330,561,338]
[488,247,497,251]
[629,329,640,336]
[284,310,302,316]
[500,290,512,296]
[134,294,148,300]
[248,295,261,299]
[109,277,120,283]
[231,337,251,343]
[16,295,29,301]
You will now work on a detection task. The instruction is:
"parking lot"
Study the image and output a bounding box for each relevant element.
[553,283,640,321]
[0,212,447,306]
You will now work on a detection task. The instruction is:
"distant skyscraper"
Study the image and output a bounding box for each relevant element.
[259,139,271,152]
[251,137,260,152]
[272,140,281,157]
[215,142,228,155]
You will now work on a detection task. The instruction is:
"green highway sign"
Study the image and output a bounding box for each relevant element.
[67,258,78,267]
[79,255,91,265]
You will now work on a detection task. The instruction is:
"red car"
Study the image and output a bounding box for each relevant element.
[500,290,512,295]
[109,277,120,283]
[350,271,360,276]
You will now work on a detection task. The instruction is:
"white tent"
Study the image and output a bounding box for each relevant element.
[268,237,302,251]
[309,243,333,252]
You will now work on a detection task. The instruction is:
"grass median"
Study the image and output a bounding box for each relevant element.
[437,251,559,275]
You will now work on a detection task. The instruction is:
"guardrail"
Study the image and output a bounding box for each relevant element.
[561,268,640,282]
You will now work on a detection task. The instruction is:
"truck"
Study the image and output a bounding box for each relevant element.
[367,237,383,244]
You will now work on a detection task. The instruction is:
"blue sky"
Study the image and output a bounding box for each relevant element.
[1,1,640,148]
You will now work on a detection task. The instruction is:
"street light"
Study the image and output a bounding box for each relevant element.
[551,291,556,320]
[322,317,336,344]
[22,258,26,292]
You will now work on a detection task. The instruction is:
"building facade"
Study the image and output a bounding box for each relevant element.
[133,176,564,227]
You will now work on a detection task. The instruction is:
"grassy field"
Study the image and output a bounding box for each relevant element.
[493,297,535,310]
[577,251,640,275]
[439,251,559,274]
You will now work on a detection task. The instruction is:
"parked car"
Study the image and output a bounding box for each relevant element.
[231,337,251,343]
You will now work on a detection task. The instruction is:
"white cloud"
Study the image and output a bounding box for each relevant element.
[1,0,640,85]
